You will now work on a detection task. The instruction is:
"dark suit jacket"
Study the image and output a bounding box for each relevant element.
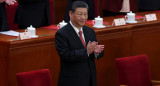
[138,0,160,11]
[55,23,104,86]
[15,0,51,29]
[64,0,95,22]
[0,3,8,31]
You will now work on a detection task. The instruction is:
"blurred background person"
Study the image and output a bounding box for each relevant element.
[14,0,51,29]
[102,0,136,17]
[0,0,16,31]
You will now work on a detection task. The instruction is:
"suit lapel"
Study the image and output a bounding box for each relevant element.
[68,24,85,48]
[83,26,89,46]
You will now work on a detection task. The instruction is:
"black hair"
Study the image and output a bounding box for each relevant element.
[70,1,88,13]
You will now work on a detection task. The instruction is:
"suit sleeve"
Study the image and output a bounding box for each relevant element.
[55,31,89,62]
[92,29,104,60]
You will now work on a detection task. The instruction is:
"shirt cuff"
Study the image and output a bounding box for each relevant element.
[94,53,99,59]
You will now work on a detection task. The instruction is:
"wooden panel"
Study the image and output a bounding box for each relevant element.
[0,29,60,86]
[0,43,9,86]
[0,57,8,86]
[132,25,160,80]
[8,41,60,86]
[96,31,132,86]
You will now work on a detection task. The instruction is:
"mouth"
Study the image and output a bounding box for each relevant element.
[80,21,86,23]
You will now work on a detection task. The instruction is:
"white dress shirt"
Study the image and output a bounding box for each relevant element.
[70,21,99,59]
[70,21,86,44]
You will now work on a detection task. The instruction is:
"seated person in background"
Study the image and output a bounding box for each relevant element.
[138,0,160,11]
[0,0,16,31]
[64,0,95,22]
[102,0,136,17]
[14,0,51,29]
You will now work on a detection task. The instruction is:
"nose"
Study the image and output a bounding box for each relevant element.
[81,14,86,20]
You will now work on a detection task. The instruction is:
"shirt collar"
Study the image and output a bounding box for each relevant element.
[70,21,83,34]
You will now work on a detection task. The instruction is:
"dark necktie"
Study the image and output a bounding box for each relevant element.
[78,31,86,47]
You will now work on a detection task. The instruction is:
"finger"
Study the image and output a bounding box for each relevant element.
[90,42,94,47]
[99,46,104,48]
[88,41,91,44]
[99,45,104,46]
[98,45,104,48]
[99,47,104,50]
[95,45,98,49]
[95,42,98,45]
[87,41,91,47]
[96,47,104,51]
[10,2,14,5]
[96,50,103,54]
[5,0,11,5]
[91,41,96,45]
[96,48,102,51]
[13,0,17,3]
[92,42,97,46]
[94,50,101,54]
[99,49,104,51]
[90,43,95,47]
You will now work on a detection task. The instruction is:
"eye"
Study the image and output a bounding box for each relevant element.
[78,13,82,16]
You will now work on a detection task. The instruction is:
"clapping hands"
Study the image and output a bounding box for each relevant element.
[5,0,17,5]
[87,41,104,54]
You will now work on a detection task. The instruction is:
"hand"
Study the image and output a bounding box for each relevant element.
[5,0,17,5]
[87,41,97,54]
[0,0,5,3]
[94,44,104,54]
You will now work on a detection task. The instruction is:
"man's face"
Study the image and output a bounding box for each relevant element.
[69,8,88,28]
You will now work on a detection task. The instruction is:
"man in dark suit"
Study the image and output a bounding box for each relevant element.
[0,0,16,31]
[55,1,104,86]
[64,0,95,22]
[15,0,51,29]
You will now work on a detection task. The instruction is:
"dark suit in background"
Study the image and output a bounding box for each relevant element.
[138,0,160,11]
[55,23,104,86]
[15,0,51,29]
[64,0,95,22]
[0,3,8,31]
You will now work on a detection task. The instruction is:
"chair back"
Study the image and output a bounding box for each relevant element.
[115,54,151,86]
[16,69,52,86]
